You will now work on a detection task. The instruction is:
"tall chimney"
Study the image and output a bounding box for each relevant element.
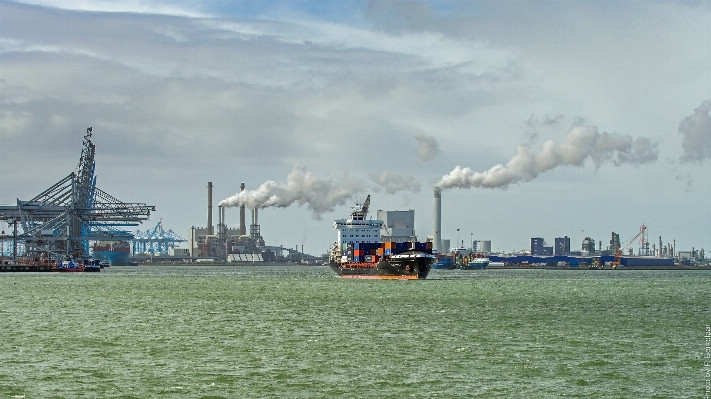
[218,206,224,236]
[239,182,246,235]
[207,182,213,235]
[433,187,442,252]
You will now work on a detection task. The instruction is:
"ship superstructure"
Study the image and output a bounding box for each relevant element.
[333,195,383,252]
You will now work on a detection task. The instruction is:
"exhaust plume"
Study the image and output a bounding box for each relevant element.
[414,134,440,162]
[369,171,421,194]
[218,165,365,218]
[679,99,711,163]
[437,124,659,190]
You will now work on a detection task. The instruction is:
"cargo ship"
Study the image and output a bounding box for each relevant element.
[432,257,455,269]
[91,241,130,266]
[328,195,436,279]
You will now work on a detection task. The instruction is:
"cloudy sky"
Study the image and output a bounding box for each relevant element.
[1,0,710,255]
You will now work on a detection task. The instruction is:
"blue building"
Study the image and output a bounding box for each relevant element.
[554,236,571,255]
[531,237,553,256]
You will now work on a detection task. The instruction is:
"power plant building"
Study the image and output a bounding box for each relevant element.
[189,181,264,259]
[377,210,415,242]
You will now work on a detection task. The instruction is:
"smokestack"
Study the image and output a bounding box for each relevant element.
[433,187,441,252]
[673,239,676,258]
[207,182,213,235]
[239,182,246,235]
[218,206,224,236]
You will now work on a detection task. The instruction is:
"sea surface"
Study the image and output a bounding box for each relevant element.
[1,266,709,398]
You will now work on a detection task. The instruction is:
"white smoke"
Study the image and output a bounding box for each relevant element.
[369,171,421,194]
[218,165,365,218]
[437,124,659,190]
[414,134,440,162]
[679,99,711,163]
[220,166,426,217]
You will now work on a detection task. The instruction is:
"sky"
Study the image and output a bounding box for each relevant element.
[1,0,710,256]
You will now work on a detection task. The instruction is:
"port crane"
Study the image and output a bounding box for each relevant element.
[133,219,185,255]
[0,127,155,261]
[611,224,647,269]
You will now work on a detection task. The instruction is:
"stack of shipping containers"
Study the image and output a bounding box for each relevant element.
[341,241,433,264]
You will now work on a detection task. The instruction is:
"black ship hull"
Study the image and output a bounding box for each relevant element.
[330,250,436,279]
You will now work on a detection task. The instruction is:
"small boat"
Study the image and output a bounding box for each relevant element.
[465,257,490,270]
[84,264,101,272]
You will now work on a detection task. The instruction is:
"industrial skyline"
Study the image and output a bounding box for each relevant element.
[1,1,709,255]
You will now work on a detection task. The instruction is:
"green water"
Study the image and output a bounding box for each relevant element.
[1,266,708,398]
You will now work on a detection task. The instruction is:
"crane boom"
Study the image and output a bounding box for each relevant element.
[612,225,647,268]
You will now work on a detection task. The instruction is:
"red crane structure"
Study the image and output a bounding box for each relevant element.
[612,224,647,269]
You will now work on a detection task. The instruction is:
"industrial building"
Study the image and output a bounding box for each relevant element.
[554,236,571,255]
[430,188,704,267]
[188,182,265,260]
[531,237,553,256]
[182,181,317,264]
[377,210,415,242]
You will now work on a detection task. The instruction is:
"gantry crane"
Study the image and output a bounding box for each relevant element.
[611,224,647,269]
[133,219,185,255]
[0,127,154,261]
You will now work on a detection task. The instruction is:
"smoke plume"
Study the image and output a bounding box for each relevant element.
[414,134,440,161]
[218,165,365,218]
[679,99,711,163]
[369,171,421,194]
[436,124,659,190]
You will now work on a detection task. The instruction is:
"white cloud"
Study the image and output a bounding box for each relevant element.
[12,0,208,18]
[678,99,711,163]
[414,134,440,162]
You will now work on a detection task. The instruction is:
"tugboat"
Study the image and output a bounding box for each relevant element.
[84,260,101,272]
[328,195,436,279]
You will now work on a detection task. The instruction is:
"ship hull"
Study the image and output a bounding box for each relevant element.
[330,250,435,279]
[92,250,130,266]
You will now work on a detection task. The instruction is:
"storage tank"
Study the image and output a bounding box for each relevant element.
[480,240,492,253]
[441,239,451,254]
